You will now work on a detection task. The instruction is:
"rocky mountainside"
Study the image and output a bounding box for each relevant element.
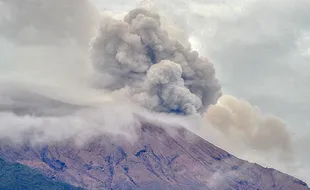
[0,123,308,190]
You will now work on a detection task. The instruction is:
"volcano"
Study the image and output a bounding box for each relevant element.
[0,122,308,190]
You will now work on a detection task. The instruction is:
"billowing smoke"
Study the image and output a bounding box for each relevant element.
[205,95,294,163]
[90,8,221,115]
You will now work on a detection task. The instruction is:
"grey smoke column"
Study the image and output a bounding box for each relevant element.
[91,8,221,115]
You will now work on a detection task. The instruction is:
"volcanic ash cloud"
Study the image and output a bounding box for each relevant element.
[90,8,222,115]
[205,95,294,162]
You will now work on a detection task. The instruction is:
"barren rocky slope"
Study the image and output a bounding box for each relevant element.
[0,123,308,190]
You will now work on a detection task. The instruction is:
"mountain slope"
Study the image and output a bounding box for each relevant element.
[0,123,308,190]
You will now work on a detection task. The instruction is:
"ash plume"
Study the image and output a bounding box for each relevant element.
[90,8,222,115]
[205,95,294,162]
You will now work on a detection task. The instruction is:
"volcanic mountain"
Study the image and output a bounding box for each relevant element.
[0,122,308,190]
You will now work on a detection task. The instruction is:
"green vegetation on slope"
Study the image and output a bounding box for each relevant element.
[0,158,82,190]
